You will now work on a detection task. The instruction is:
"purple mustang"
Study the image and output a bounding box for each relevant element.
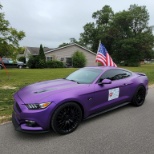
[12,67,148,134]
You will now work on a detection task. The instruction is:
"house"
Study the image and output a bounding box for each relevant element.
[24,47,53,63]
[24,43,97,67]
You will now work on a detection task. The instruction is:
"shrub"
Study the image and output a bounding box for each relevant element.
[72,51,86,68]
[18,56,26,63]
[27,56,39,68]
[27,45,46,68]
[35,59,46,68]
[39,44,46,61]
[119,60,140,67]
[46,60,64,68]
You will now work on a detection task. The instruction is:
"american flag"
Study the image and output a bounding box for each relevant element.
[96,43,117,67]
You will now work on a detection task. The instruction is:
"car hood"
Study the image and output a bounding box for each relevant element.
[16,79,87,104]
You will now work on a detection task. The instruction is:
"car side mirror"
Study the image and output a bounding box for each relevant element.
[98,79,112,85]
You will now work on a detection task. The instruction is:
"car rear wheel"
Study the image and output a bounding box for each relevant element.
[51,102,82,135]
[131,86,146,106]
[18,65,22,69]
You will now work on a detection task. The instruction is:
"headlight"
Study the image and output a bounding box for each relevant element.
[26,102,51,110]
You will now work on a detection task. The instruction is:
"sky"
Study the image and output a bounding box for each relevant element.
[1,0,154,48]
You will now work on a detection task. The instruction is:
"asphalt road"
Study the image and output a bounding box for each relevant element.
[0,88,154,154]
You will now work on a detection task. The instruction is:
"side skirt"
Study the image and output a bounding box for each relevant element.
[85,102,130,120]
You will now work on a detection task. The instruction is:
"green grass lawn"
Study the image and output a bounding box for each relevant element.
[0,64,154,122]
[0,68,77,120]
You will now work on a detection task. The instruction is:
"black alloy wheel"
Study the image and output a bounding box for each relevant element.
[132,86,146,106]
[51,102,82,135]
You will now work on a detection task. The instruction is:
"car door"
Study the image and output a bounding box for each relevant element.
[89,69,133,114]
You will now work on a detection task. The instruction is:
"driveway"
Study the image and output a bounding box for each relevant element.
[0,88,154,154]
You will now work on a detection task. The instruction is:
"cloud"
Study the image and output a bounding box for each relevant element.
[1,0,154,48]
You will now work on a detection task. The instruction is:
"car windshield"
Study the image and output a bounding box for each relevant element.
[66,68,102,84]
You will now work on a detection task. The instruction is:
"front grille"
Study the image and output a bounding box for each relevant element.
[15,102,21,113]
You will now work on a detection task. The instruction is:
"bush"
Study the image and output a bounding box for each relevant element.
[39,44,46,61]
[72,51,86,68]
[46,60,64,68]
[27,55,46,69]
[119,60,140,67]
[27,44,47,68]
[27,56,64,69]
[35,58,46,68]
[127,62,140,67]
[27,56,39,68]
[18,56,26,63]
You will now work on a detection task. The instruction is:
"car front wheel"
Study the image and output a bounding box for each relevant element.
[131,86,146,106]
[18,65,22,69]
[51,102,82,135]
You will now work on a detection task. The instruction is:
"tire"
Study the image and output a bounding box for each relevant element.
[0,65,2,69]
[131,86,146,107]
[51,102,82,135]
[18,65,22,69]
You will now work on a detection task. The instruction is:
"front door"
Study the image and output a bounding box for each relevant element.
[89,69,133,114]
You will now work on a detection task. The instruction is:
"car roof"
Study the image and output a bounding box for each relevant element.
[84,66,119,71]
[83,66,133,74]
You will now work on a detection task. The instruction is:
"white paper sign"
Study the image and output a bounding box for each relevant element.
[108,88,119,101]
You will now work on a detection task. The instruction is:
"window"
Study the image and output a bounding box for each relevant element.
[66,57,72,67]
[61,58,64,61]
[66,68,102,84]
[99,69,132,82]
[46,57,52,61]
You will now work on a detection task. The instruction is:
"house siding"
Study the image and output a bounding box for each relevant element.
[24,48,31,63]
[45,45,97,67]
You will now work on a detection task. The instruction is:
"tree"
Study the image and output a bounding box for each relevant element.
[79,22,99,52]
[110,5,154,65]
[58,42,69,48]
[18,56,26,63]
[58,38,79,48]
[72,51,86,68]
[27,44,46,68]
[39,44,46,61]
[37,44,46,68]
[79,4,154,66]
[27,56,39,68]
[0,4,25,57]
[69,38,78,44]
[17,47,25,54]
[79,5,114,52]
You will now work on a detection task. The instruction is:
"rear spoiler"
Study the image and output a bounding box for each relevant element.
[135,72,146,76]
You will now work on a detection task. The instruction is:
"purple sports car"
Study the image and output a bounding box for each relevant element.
[12,67,148,134]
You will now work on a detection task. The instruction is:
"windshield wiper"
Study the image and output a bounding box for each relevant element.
[63,78,80,84]
[69,79,80,84]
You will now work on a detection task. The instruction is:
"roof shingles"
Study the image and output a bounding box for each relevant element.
[27,47,53,55]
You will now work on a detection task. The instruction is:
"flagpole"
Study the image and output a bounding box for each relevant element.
[97,40,101,53]
[95,42,117,67]
[96,40,101,65]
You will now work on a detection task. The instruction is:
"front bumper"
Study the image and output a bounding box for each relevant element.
[12,111,49,133]
[12,93,57,133]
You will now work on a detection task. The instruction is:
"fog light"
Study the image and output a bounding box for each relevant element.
[25,120,37,127]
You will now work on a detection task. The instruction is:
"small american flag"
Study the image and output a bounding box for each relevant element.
[96,43,117,67]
